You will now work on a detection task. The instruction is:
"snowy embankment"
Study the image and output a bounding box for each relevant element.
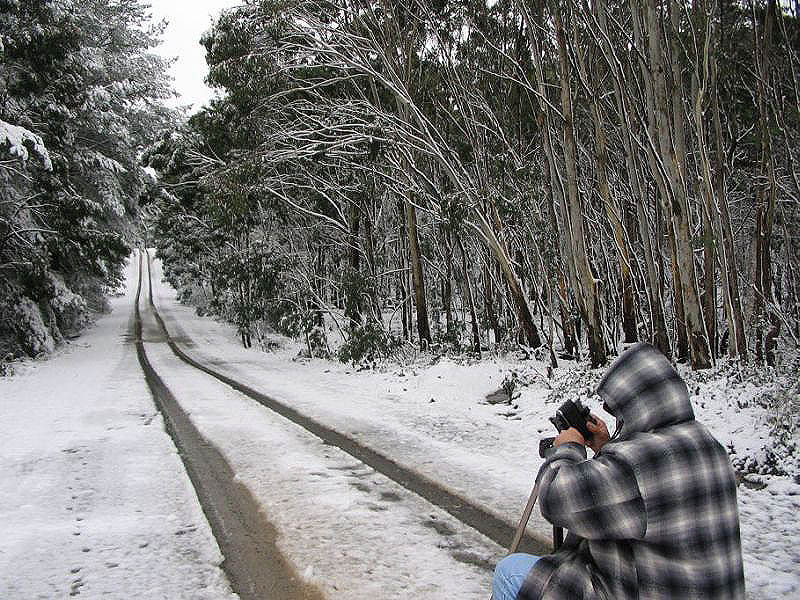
[0,258,236,599]
[149,259,800,598]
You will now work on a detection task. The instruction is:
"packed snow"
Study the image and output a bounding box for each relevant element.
[1,253,798,598]
[0,256,235,599]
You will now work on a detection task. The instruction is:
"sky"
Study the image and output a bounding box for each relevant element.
[147,1,242,111]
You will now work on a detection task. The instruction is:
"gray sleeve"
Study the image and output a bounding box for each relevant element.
[536,443,647,540]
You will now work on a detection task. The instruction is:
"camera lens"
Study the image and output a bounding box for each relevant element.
[550,410,569,432]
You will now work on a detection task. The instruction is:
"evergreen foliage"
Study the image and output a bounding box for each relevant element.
[1,0,175,364]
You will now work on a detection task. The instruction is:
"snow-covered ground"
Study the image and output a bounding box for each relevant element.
[150,257,800,598]
[2,252,798,598]
[140,304,501,597]
[0,256,236,599]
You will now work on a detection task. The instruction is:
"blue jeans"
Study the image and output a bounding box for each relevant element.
[492,553,540,600]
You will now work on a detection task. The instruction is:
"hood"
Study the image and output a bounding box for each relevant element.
[595,343,694,441]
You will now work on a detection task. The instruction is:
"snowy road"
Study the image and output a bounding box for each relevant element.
[137,252,514,598]
[134,253,325,600]
[0,253,236,599]
[2,251,798,598]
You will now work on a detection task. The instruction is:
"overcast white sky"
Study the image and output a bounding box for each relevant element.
[147,1,241,111]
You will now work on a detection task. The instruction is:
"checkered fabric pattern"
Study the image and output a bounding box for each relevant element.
[519,343,745,600]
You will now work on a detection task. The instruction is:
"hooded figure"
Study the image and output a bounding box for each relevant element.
[505,343,745,600]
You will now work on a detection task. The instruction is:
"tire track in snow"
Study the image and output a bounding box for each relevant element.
[142,250,550,559]
[133,251,326,600]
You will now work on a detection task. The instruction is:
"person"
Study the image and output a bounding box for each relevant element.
[492,342,745,599]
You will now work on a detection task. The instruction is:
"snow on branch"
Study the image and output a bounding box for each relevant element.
[77,150,128,174]
[0,119,53,170]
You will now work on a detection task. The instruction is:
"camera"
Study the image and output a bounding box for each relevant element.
[539,399,596,458]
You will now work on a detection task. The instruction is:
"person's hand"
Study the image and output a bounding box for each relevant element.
[586,414,610,454]
[553,427,585,447]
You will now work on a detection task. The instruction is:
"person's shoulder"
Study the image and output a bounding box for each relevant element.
[664,419,727,450]
[602,421,708,459]
[613,421,730,467]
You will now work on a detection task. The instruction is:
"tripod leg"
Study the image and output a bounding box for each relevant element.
[490,478,550,600]
[553,525,563,550]
[489,480,541,600]
[508,479,541,554]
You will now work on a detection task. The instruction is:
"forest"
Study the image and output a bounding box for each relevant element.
[0,0,175,368]
[2,0,799,373]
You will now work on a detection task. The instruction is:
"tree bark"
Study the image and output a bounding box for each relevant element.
[553,4,606,367]
[346,200,362,328]
[398,208,409,341]
[362,187,382,325]
[709,5,746,359]
[403,196,431,348]
[457,233,482,355]
[484,255,500,345]
[443,230,454,338]
[752,0,780,365]
[644,0,711,368]
[313,244,325,327]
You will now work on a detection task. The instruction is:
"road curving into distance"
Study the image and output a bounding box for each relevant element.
[135,249,551,597]
[133,251,326,600]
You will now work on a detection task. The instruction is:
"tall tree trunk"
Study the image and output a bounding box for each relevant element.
[784,218,799,340]
[666,213,690,362]
[457,234,481,355]
[362,188,382,325]
[689,1,722,358]
[484,256,500,345]
[553,5,607,367]
[398,209,409,341]
[443,230,454,338]
[346,201,362,327]
[313,244,325,327]
[752,0,780,365]
[701,208,717,356]
[403,193,431,348]
[707,6,747,359]
[644,0,711,368]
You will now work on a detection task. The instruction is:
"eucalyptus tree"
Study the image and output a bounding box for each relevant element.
[145,0,799,369]
[257,0,545,350]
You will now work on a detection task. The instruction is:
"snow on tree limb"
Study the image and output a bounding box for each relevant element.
[0,120,53,171]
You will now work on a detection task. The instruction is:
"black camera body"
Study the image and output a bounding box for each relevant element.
[539,399,596,458]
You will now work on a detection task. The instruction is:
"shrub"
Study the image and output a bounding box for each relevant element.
[306,325,330,358]
[338,321,399,366]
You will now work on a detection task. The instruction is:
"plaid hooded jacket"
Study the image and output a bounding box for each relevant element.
[519,343,745,600]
